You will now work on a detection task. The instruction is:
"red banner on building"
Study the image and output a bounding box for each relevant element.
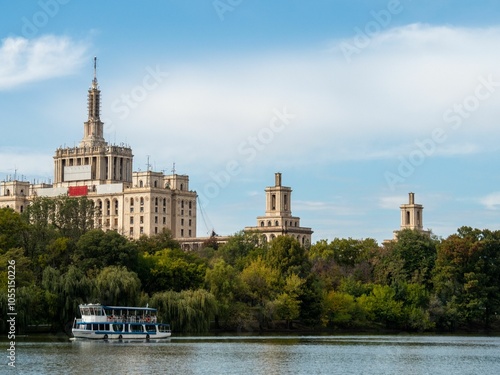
[68,185,88,196]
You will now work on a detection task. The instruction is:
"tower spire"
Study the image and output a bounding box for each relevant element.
[80,57,106,147]
[92,56,98,88]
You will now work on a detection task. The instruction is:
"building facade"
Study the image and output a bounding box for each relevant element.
[0,58,197,240]
[245,173,313,246]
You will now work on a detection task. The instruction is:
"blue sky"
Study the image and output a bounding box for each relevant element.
[2,0,500,243]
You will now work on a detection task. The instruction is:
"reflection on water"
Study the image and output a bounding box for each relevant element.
[7,335,500,375]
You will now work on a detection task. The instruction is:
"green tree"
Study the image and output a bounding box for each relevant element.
[240,256,279,306]
[0,208,25,254]
[149,289,217,333]
[135,228,180,254]
[218,231,264,270]
[142,248,206,293]
[205,259,243,328]
[94,266,141,306]
[42,265,93,330]
[266,236,307,277]
[392,229,438,286]
[73,229,139,272]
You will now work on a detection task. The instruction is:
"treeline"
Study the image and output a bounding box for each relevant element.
[1,196,499,334]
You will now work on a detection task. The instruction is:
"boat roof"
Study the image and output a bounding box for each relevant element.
[79,304,157,312]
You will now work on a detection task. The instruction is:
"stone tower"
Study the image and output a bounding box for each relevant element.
[393,192,430,239]
[245,172,313,246]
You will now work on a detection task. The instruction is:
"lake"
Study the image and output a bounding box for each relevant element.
[5,335,500,374]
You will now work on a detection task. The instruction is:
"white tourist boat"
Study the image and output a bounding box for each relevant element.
[72,304,171,340]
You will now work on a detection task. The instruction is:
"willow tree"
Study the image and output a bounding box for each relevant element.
[93,266,141,306]
[149,289,217,333]
[42,265,93,331]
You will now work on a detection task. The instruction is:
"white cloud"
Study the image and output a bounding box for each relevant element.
[94,24,500,174]
[0,35,89,89]
[479,192,500,210]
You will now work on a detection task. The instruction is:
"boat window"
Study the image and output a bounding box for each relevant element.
[146,325,156,332]
[130,324,143,332]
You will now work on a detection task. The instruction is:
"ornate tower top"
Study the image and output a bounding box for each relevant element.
[80,57,106,147]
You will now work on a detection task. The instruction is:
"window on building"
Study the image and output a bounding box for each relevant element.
[130,217,134,224]
[154,180,158,188]
[189,230,192,237]
[155,227,158,234]
[189,219,192,226]
[140,216,144,224]
[130,207,134,213]
[155,197,158,205]
[140,227,144,234]
[114,218,118,227]
[272,194,276,210]
[130,227,133,235]
[189,201,192,209]
[155,216,158,224]
[139,180,143,187]
[155,207,158,213]
[114,201,118,215]
[140,207,144,213]
[275,220,279,226]
[181,219,184,226]
[267,221,271,226]
[181,229,184,237]
[140,197,144,205]
[163,217,166,224]
[181,200,184,208]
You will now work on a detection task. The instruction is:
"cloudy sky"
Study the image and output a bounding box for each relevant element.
[2,0,500,243]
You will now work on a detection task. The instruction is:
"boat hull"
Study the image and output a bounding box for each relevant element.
[72,329,171,340]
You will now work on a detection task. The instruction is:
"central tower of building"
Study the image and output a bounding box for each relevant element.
[245,173,313,246]
[53,58,133,187]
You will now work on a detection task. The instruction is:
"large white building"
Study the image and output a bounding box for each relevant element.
[0,58,197,240]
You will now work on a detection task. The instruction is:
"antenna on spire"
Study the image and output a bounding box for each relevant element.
[171,162,176,175]
[92,56,98,87]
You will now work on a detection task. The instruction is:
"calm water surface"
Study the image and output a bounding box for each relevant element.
[5,335,500,374]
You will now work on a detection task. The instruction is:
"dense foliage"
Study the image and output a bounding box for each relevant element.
[1,199,499,334]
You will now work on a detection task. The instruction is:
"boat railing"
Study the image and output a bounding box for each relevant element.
[105,315,158,324]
